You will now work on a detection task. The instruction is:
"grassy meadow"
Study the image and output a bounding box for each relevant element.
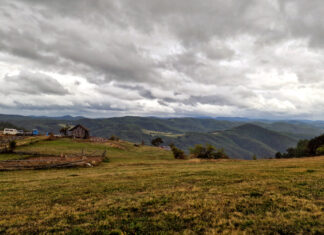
[0,138,323,234]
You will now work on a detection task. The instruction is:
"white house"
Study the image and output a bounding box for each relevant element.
[3,128,19,135]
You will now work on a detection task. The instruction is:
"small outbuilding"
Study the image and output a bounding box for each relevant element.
[32,129,39,136]
[69,125,90,139]
[3,128,18,135]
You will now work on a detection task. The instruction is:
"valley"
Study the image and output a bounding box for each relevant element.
[1,115,323,159]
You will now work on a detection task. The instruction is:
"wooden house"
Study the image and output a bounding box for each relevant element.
[69,125,90,139]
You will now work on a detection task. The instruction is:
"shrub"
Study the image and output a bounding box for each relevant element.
[189,144,229,159]
[288,147,298,158]
[252,154,257,160]
[59,125,70,136]
[308,134,324,155]
[46,133,56,141]
[315,146,324,156]
[295,139,310,157]
[169,144,186,159]
[109,135,120,141]
[190,144,205,158]
[213,148,229,159]
[275,140,311,159]
[151,137,163,147]
[275,152,282,159]
[9,140,16,152]
[102,149,110,162]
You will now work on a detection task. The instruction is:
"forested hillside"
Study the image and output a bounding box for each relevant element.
[0,115,323,159]
[165,124,297,159]
[0,122,24,131]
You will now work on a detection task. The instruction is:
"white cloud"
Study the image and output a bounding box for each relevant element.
[0,0,324,119]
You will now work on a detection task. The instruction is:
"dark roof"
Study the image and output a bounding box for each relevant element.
[69,124,89,132]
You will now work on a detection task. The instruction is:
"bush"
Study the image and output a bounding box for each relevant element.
[213,148,229,159]
[59,125,70,136]
[252,154,257,160]
[109,135,120,141]
[275,139,311,159]
[189,144,229,159]
[286,147,297,158]
[169,144,186,159]
[275,152,282,159]
[151,137,163,147]
[190,144,205,158]
[46,133,56,141]
[308,134,324,155]
[9,140,16,152]
[316,146,324,155]
[295,139,310,157]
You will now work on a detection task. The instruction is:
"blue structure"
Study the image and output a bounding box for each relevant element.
[32,129,39,136]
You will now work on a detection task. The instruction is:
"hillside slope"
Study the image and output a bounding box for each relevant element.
[167,124,297,159]
[0,115,321,159]
[0,115,242,135]
[0,122,23,130]
[256,122,323,139]
[0,114,322,139]
[0,138,323,234]
[229,124,297,152]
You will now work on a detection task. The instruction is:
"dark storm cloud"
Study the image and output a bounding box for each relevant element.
[160,87,257,109]
[1,0,324,118]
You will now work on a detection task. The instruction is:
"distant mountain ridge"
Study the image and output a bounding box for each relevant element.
[0,114,323,159]
[25,115,85,121]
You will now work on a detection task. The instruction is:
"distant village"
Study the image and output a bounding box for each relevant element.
[0,124,90,139]
[0,124,173,151]
[1,128,38,136]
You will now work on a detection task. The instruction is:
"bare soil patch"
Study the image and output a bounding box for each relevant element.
[0,155,103,171]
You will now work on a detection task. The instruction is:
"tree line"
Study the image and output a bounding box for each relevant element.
[150,137,229,160]
[275,133,324,158]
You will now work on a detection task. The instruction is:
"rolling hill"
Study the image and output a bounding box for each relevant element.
[0,122,25,131]
[255,121,324,140]
[164,124,298,159]
[0,114,323,159]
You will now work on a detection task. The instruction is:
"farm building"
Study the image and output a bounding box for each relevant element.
[3,129,24,135]
[32,129,39,135]
[3,128,19,135]
[68,125,90,139]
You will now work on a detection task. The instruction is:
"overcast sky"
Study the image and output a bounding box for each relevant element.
[1,0,324,119]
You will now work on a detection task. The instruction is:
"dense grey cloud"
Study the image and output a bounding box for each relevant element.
[1,0,324,119]
[2,71,69,95]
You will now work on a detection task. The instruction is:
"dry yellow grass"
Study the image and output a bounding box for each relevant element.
[0,138,323,234]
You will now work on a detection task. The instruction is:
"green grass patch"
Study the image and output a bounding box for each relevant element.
[142,129,184,138]
[0,153,33,161]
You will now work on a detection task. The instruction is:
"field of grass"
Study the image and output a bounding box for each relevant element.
[0,136,45,161]
[142,129,185,138]
[0,153,35,161]
[0,138,323,234]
